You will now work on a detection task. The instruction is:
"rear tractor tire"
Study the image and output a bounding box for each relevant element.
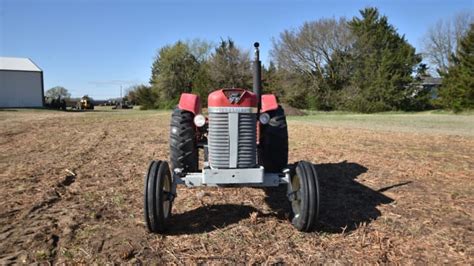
[288,161,320,232]
[170,108,199,172]
[144,160,173,233]
[260,105,288,172]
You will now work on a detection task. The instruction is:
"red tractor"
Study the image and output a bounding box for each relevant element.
[144,43,319,233]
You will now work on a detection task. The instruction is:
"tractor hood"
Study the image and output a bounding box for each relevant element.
[208,89,257,108]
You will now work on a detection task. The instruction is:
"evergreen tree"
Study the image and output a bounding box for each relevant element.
[262,61,283,96]
[415,63,431,79]
[208,38,252,89]
[347,8,421,112]
[404,63,435,111]
[439,23,474,112]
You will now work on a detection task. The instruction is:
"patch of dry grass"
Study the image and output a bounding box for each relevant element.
[0,109,472,264]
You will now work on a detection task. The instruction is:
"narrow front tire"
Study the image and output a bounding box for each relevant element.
[288,161,320,232]
[144,160,173,233]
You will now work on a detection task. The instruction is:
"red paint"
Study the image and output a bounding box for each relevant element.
[178,93,201,114]
[261,94,279,112]
[208,89,257,107]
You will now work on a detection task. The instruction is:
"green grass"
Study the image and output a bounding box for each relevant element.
[288,110,474,136]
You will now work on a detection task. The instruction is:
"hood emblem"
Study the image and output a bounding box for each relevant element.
[228,92,242,104]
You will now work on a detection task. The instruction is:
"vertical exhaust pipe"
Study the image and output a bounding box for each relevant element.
[252,42,262,112]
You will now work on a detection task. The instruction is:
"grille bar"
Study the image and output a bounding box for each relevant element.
[238,113,257,168]
[208,112,229,168]
[208,112,257,169]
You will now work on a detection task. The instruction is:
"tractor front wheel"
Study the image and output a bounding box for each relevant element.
[288,161,319,232]
[144,160,173,233]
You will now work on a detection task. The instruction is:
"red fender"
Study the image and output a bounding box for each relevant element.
[261,94,279,113]
[178,93,201,115]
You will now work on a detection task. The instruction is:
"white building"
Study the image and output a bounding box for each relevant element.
[0,57,44,108]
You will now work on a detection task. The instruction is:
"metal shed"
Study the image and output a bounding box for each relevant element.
[0,57,44,108]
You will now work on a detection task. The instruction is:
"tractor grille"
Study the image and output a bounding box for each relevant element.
[208,111,257,169]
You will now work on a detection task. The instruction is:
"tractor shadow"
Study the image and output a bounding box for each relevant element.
[166,204,258,235]
[264,161,396,234]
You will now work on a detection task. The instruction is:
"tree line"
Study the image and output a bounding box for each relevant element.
[127,38,252,109]
[126,7,473,113]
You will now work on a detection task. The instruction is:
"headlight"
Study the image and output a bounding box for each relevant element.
[193,114,206,127]
[259,113,270,125]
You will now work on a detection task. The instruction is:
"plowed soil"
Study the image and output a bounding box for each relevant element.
[0,109,472,264]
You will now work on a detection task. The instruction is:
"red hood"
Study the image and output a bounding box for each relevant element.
[208,88,257,108]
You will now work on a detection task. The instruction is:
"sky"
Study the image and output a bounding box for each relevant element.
[1,0,473,99]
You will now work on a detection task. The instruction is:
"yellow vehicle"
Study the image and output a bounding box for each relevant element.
[77,95,94,110]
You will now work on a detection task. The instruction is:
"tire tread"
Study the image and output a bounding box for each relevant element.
[170,108,198,172]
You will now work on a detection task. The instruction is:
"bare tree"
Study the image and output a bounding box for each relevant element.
[271,17,353,78]
[270,17,354,110]
[422,12,473,74]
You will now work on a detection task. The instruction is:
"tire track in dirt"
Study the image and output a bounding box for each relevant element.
[2,110,473,264]
[0,128,109,264]
[0,174,75,264]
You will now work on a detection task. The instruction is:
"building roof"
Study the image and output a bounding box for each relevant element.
[421,76,442,85]
[0,57,42,72]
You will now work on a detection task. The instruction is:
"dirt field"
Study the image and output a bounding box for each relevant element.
[0,108,473,264]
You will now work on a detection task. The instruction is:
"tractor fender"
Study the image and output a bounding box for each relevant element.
[261,94,279,113]
[178,93,201,115]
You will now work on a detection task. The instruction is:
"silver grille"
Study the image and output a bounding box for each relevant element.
[208,112,256,169]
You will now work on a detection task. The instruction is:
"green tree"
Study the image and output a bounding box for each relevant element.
[209,38,252,89]
[439,23,474,112]
[262,61,284,97]
[415,63,431,79]
[346,7,421,112]
[150,41,199,108]
[402,63,434,111]
[187,38,214,63]
[127,84,157,109]
[191,61,213,106]
[46,86,71,99]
